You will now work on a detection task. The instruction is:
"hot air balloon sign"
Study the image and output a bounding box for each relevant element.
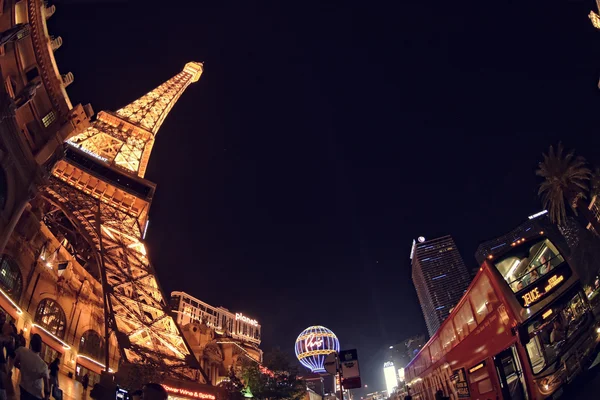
[295,325,340,373]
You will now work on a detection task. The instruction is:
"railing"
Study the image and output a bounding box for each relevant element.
[507,254,565,292]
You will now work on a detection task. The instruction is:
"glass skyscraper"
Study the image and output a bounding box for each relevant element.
[411,235,471,337]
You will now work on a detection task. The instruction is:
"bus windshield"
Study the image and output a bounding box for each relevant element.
[493,238,564,293]
[523,289,588,374]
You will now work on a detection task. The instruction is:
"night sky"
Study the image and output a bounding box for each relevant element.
[52,0,600,394]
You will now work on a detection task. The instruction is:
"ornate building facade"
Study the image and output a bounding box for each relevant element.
[0,0,93,254]
[0,0,207,389]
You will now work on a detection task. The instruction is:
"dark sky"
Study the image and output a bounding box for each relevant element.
[52,0,600,394]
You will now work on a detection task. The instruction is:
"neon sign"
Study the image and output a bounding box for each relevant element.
[305,334,324,349]
[236,313,258,326]
[295,325,340,372]
[162,385,216,399]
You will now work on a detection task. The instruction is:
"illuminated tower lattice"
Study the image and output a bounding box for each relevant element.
[295,325,340,373]
[43,62,203,378]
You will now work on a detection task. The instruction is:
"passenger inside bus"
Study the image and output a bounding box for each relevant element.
[492,238,564,293]
[524,290,588,374]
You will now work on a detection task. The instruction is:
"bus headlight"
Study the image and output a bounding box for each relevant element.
[536,368,565,396]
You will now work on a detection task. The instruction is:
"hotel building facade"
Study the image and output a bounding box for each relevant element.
[410,236,471,337]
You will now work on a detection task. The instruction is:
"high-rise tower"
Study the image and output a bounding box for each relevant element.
[410,235,470,337]
[42,62,203,377]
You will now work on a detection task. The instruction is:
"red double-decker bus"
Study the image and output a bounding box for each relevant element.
[405,234,599,400]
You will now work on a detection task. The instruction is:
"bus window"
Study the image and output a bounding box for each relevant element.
[493,238,564,293]
[422,347,430,369]
[430,339,441,363]
[454,301,476,341]
[440,322,457,352]
[524,289,589,374]
[470,274,499,323]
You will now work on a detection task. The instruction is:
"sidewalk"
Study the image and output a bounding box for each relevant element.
[8,370,90,400]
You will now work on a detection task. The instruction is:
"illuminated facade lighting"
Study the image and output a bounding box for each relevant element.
[528,210,548,220]
[0,287,22,315]
[32,324,71,350]
[76,355,114,372]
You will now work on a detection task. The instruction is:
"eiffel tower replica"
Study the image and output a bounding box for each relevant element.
[43,62,203,378]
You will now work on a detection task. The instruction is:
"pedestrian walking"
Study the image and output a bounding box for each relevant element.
[82,373,89,393]
[14,333,50,400]
[48,354,61,394]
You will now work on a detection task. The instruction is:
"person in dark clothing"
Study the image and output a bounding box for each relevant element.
[17,331,26,348]
[48,355,61,394]
[82,374,89,392]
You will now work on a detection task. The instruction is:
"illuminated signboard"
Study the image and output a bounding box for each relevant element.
[236,313,258,326]
[518,264,571,308]
[383,362,397,395]
[451,368,470,398]
[162,385,216,399]
[67,142,109,163]
[295,325,340,372]
[528,210,548,220]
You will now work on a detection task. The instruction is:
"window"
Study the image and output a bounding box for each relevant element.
[524,289,589,374]
[79,330,104,360]
[493,238,564,293]
[0,255,22,302]
[25,67,39,82]
[454,301,476,341]
[470,274,499,324]
[430,339,441,364]
[42,111,56,128]
[440,322,457,353]
[35,298,67,338]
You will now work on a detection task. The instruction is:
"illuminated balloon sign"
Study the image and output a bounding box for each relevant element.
[295,325,340,373]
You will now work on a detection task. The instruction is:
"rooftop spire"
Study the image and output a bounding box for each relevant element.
[67,62,203,178]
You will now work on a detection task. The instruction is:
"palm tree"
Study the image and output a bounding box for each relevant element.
[536,143,600,234]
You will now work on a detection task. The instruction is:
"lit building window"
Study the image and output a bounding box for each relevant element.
[0,255,22,302]
[42,111,56,128]
[35,298,67,339]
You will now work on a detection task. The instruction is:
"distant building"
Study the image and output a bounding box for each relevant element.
[170,291,262,385]
[404,335,427,361]
[410,236,471,337]
[171,291,261,345]
[474,211,567,265]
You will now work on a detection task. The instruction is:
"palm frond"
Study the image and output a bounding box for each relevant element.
[536,143,590,225]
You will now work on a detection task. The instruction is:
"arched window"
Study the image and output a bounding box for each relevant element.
[0,255,22,302]
[35,299,66,339]
[79,330,104,360]
[0,167,6,210]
